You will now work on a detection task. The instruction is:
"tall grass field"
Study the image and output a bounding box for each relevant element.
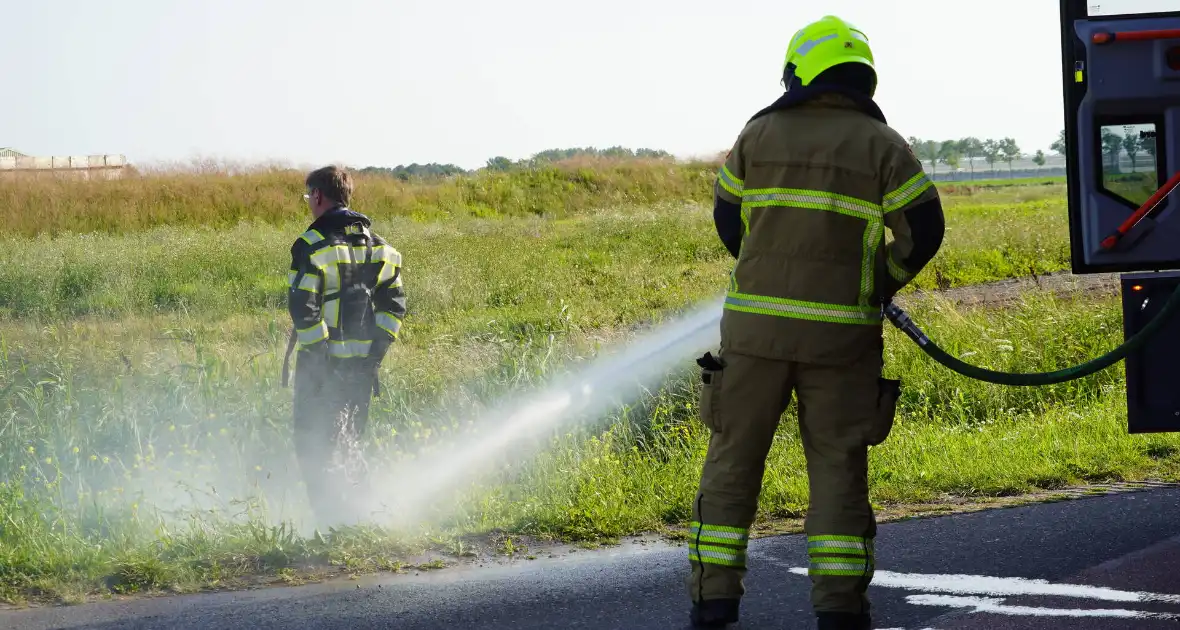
[3,161,1173,605]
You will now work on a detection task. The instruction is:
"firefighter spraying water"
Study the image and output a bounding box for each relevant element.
[678,6,1180,628]
[276,4,1180,630]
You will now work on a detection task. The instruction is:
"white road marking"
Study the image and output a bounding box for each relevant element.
[776,565,1180,622]
[905,594,1180,619]
[784,568,1180,604]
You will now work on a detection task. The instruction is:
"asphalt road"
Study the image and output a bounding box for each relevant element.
[5,486,1180,630]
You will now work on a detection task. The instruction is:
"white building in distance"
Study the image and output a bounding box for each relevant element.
[0,147,128,180]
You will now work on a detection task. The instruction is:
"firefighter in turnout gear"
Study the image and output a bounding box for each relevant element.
[686,16,945,630]
[283,165,407,527]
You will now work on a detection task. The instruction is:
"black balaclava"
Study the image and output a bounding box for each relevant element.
[784,61,877,98]
[747,58,885,124]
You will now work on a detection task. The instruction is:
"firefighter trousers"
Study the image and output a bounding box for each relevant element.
[685,347,899,615]
[293,350,376,526]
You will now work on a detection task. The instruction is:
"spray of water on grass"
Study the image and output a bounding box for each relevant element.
[353,295,726,528]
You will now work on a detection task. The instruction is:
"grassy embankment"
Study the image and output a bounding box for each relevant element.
[3,161,1173,605]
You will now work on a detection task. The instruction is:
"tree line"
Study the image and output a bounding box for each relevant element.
[359,146,673,181]
[1096,127,1157,173]
[902,136,1044,179]
[904,125,1161,179]
[359,126,1160,182]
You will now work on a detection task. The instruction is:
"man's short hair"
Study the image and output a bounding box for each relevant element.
[305,165,353,206]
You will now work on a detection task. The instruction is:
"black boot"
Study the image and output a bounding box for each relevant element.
[815,611,871,630]
[689,598,740,627]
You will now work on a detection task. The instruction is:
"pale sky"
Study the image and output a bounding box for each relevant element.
[1,0,1146,170]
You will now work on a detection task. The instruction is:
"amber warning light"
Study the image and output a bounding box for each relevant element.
[1133,285,1144,292]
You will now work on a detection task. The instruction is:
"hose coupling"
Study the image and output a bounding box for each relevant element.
[884,302,929,346]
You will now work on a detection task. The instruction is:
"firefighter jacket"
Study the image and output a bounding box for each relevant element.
[287,206,406,362]
[714,86,945,365]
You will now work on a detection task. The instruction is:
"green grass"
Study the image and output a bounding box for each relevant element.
[0,170,1143,605]
[0,157,1065,239]
[911,189,1070,289]
[938,174,1066,189]
[3,288,1176,604]
[0,184,1071,321]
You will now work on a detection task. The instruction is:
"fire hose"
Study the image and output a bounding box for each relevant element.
[883,281,1180,386]
[887,170,1180,386]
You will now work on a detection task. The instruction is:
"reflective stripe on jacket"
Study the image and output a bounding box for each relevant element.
[715,89,941,365]
[288,207,406,360]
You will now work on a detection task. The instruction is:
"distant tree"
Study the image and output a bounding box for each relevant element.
[958,137,983,180]
[905,136,922,170]
[1122,132,1142,172]
[1050,129,1066,155]
[485,156,514,171]
[938,140,961,178]
[1032,149,1046,171]
[528,146,673,163]
[635,148,673,159]
[359,162,468,181]
[999,138,1021,177]
[1100,127,1123,172]
[920,140,940,177]
[982,139,1002,175]
[1144,134,1157,161]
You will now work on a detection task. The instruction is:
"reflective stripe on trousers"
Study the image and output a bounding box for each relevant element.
[688,521,750,568]
[808,534,874,578]
[297,338,373,358]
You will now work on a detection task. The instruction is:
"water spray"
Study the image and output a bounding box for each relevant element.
[357,296,726,526]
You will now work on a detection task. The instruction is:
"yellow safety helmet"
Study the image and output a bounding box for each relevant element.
[783,15,876,96]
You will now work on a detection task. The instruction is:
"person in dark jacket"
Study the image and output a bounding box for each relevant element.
[283,165,406,526]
